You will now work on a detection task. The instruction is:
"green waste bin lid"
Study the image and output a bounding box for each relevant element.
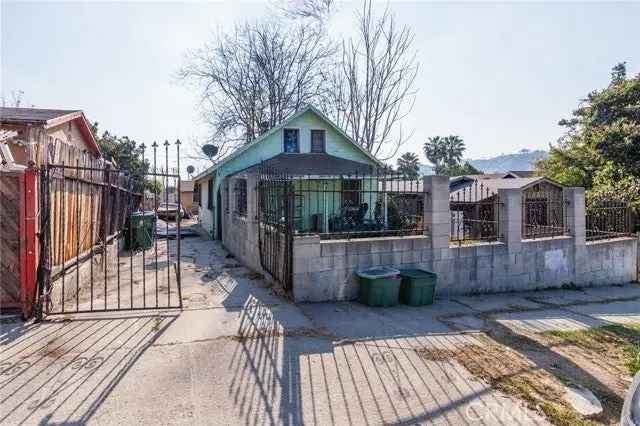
[399,269,437,279]
[131,211,156,218]
[143,211,156,218]
[356,267,400,280]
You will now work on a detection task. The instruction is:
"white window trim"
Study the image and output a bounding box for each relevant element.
[283,127,301,153]
[310,129,326,153]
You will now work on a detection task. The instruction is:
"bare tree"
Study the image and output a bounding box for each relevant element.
[1,90,25,107]
[277,0,335,21]
[179,21,333,163]
[328,0,418,160]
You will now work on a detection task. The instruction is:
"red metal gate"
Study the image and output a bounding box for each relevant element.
[0,167,38,318]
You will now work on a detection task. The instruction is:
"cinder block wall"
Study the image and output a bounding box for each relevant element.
[292,177,638,302]
[221,175,264,274]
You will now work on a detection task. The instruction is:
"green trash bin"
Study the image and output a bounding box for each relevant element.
[356,267,401,307]
[138,211,156,250]
[126,211,156,250]
[399,269,437,306]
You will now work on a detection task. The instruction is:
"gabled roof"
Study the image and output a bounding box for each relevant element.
[450,176,563,200]
[0,107,101,156]
[193,105,381,181]
[504,170,537,178]
[0,107,80,125]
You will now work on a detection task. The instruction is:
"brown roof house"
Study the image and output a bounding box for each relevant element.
[448,174,566,241]
[0,107,102,317]
[0,107,101,167]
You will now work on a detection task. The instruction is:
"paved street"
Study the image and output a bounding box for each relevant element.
[2,237,640,425]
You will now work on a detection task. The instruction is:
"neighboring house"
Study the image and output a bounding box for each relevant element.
[193,105,381,239]
[0,107,100,317]
[0,107,101,166]
[449,170,539,190]
[180,180,196,214]
[449,175,565,240]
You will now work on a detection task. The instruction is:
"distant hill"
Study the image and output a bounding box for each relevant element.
[468,149,548,173]
[418,149,548,175]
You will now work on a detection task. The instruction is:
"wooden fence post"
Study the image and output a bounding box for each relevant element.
[22,167,39,318]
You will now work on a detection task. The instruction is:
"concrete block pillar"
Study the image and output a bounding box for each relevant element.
[226,179,233,224]
[423,176,450,250]
[244,175,259,250]
[498,188,522,252]
[564,187,586,246]
[246,174,259,222]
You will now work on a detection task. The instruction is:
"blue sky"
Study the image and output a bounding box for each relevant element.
[2,1,639,172]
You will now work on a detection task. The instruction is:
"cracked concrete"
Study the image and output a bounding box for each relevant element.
[2,236,639,425]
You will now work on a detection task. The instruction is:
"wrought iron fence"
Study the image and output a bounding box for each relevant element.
[257,164,293,291]
[449,180,500,245]
[290,169,425,240]
[522,187,567,239]
[586,199,633,241]
[37,141,183,319]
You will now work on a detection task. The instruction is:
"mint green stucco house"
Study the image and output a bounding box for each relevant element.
[193,105,382,239]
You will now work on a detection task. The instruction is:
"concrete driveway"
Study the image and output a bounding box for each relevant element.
[3,236,638,425]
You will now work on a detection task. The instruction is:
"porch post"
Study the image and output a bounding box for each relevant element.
[323,181,328,233]
[423,176,450,250]
[246,174,258,222]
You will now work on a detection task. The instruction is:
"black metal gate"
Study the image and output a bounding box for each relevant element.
[257,164,294,293]
[36,141,183,319]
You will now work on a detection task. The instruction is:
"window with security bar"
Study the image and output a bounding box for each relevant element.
[311,129,325,153]
[207,178,214,210]
[234,179,247,216]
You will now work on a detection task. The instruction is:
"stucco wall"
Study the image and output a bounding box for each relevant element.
[197,178,215,238]
[47,120,86,151]
[581,238,637,286]
[180,191,194,214]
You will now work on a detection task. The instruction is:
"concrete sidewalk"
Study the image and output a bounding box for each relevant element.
[2,237,639,425]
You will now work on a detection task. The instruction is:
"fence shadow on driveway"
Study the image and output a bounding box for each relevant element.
[0,312,178,425]
[224,294,551,426]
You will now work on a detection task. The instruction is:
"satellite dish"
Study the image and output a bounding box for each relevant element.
[202,144,219,159]
[186,165,195,175]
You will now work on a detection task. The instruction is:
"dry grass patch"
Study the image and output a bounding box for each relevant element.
[418,336,592,425]
[544,324,640,376]
[417,332,620,425]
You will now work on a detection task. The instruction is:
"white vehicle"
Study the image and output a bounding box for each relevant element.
[156,202,184,220]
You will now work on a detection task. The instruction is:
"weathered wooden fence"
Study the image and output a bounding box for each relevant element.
[44,142,142,274]
[0,171,22,311]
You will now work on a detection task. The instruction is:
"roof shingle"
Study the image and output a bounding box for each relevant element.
[0,107,80,125]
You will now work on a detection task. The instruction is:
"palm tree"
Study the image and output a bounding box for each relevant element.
[443,136,465,168]
[423,136,446,173]
[396,152,420,178]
